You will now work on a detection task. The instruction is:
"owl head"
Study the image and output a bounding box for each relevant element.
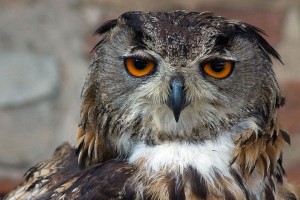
[76,11,283,167]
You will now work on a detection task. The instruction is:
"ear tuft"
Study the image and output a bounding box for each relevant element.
[94,19,117,35]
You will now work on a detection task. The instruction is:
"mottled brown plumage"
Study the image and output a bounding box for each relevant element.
[5,11,299,200]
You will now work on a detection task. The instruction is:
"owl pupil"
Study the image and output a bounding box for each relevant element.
[211,62,225,72]
[134,59,148,70]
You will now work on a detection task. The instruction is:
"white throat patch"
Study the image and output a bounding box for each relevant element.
[128,119,259,184]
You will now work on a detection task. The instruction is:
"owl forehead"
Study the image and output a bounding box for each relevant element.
[120,11,225,64]
[144,23,214,64]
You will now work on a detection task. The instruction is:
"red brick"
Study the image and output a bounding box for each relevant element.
[0,180,20,197]
[278,81,300,135]
[286,164,300,186]
[198,8,285,46]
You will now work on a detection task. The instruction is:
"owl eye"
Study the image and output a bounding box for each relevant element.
[124,57,155,77]
[202,60,234,79]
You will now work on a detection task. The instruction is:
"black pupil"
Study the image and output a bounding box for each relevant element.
[134,59,148,70]
[211,61,226,72]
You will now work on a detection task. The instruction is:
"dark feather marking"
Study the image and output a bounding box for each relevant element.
[95,19,118,35]
[274,164,284,184]
[283,192,297,200]
[270,120,275,131]
[123,183,136,200]
[175,175,185,200]
[249,160,257,175]
[240,133,255,147]
[213,169,237,200]
[229,168,250,200]
[224,188,236,200]
[119,12,150,48]
[265,185,275,200]
[257,130,263,138]
[275,152,285,184]
[168,176,176,200]
[24,166,39,181]
[26,179,42,191]
[278,152,286,175]
[214,34,231,51]
[261,155,268,177]
[75,140,84,155]
[279,97,286,107]
[268,177,275,191]
[280,130,291,145]
[272,130,278,145]
[133,30,148,48]
[121,12,143,31]
[243,23,282,64]
[91,19,118,53]
[187,166,207,199]
[132,117,142,134]
[275,171,284,184]
[230,156,238,166]
[130,45,147,53]
[168,175,186,200]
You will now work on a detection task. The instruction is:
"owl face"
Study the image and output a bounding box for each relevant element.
[80,11,282,161]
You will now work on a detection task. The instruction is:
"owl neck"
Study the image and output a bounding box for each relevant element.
[128,119,257,174]
[126,119,290,199]
[128,132,250,199]
[128,134,234,181]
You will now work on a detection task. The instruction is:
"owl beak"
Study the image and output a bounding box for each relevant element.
[169,77,186,123]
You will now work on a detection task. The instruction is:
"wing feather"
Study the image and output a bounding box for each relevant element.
[4,143,80,200]
[4,143,135,200]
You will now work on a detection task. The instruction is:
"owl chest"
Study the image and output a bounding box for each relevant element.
[127,141,241,199]
[128,136,234,180]
[126,138,266,199]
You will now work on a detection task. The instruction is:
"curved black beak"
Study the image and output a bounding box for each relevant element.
[168,77,186,123]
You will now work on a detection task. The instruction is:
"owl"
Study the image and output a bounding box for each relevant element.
[4,11,299,200]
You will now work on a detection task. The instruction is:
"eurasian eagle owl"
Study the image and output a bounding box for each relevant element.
[5,11,298,200]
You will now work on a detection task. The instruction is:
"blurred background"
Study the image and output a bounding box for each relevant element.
[0,0,299,196]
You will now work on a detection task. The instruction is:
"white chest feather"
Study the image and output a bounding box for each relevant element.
[128,132,234,183]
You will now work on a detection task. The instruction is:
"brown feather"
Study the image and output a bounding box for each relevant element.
[4,143,81,199]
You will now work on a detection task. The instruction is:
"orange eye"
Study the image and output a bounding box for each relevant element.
[202,60,234,79]
[125,58,155,77]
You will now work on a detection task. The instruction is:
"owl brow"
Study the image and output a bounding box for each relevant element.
[130,45,147,53]
[132,30,150,49]
[212,34,231,53]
